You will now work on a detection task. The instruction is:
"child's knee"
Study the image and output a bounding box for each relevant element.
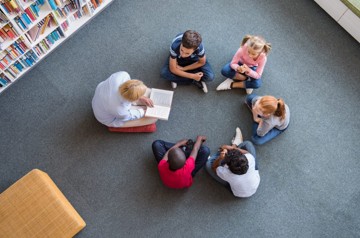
[251,136,265,145]
[200,146,211,156]
[152,140,163,149]
[203,72,215,82]
[160,67,169,79]
[251,79,262,89]
[221,67,233,78]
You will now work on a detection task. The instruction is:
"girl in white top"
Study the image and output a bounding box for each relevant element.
[92,71,157,127]
[245,94,290,145]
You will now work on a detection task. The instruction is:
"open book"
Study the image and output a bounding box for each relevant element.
[145,88,174,120]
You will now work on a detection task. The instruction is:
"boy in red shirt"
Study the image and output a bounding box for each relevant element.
[152,135,209,189]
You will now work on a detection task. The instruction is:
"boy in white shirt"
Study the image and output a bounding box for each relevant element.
[206,127,260,198]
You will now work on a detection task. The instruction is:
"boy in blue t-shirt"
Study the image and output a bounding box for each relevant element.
[160,30,215,93]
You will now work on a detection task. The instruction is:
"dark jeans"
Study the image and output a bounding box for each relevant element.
[245,94,288,145]
[221,62,262,89]
[152,140,210,176]
[160,57,215,84]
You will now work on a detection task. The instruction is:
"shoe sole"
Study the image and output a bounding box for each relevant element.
[201,82,208,93]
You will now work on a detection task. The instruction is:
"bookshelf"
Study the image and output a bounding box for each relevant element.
[0,0,114,94]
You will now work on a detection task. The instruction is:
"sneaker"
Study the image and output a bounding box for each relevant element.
[245,88,253,94]
[171,82,177,89]
[216,78,233,91]
[201,81,208,93]
[231,127,243,146]
[192,80,203,89]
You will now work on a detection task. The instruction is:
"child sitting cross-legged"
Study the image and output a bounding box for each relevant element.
[152,135,210,189]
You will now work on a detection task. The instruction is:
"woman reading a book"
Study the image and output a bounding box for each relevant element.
[92,71,157,128]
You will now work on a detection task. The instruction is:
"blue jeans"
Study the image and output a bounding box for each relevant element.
[160,58,215,84]
[152,140,210,177]
[245,94,287,145]
[221,62,262,89]
[205,141,258,187]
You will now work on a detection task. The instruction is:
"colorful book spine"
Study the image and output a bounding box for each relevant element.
[0,77,8,86]
[48,0,57,10]
[21,13,32,25]
[15,17,28,31]
[24,8,36,21]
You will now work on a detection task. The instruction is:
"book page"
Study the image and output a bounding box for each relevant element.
[150,89,173,107]
[145,105,171,120]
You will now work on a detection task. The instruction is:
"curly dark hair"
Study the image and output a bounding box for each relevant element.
[224,149,249,175]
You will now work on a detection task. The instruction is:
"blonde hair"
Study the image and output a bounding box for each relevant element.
[119,79,147,102]
[258,96,286,120]
[241,35,272,55]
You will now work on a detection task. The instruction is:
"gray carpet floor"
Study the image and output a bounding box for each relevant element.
[1,0,360,237]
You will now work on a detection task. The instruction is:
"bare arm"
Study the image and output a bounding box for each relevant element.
[189,135,206,160]
[162,139,188,161]
[169,57,196,79]
[212,149,226,172]
[238,148,248,154]
[223,144,248,155]
[182,55,206,71]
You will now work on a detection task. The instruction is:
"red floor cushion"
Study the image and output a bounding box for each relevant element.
[108,123,157,133]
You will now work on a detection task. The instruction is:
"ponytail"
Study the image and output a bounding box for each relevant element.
[241,34,272,55]
[274,98,286,120]
[259,96,286,120]
[241,35,252,46]
[262,42,272,55]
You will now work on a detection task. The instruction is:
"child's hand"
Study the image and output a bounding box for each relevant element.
[254,117,262,123]
[196,135,207,143]
[176,139,188,147]
[220,145,233,150]
[237,65,245,74]
[219,148,227,158]
[242,64,251,74]
[192,72,203,81]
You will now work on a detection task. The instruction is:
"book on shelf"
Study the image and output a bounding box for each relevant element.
[26,14,53,42]
[0,0,113,94]
[3,24,17,39]
[24,8,36,21]
[1,0,20,14]
[27,24,41,41]
[47,0,57,10]
[21,12,32,25]
[0,8,7,23]
[14,17,27,30]
[0,76,8,86]
[30,3,39,17]
[40,15,50,34]
[82,4,89,15]
[145,88,174,121]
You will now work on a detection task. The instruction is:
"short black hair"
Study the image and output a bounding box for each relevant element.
[168,147,186,171]
[182,30,202,50]
[224,149,249,175]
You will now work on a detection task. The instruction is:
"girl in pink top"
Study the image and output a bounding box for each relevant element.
[217,35,271,94]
